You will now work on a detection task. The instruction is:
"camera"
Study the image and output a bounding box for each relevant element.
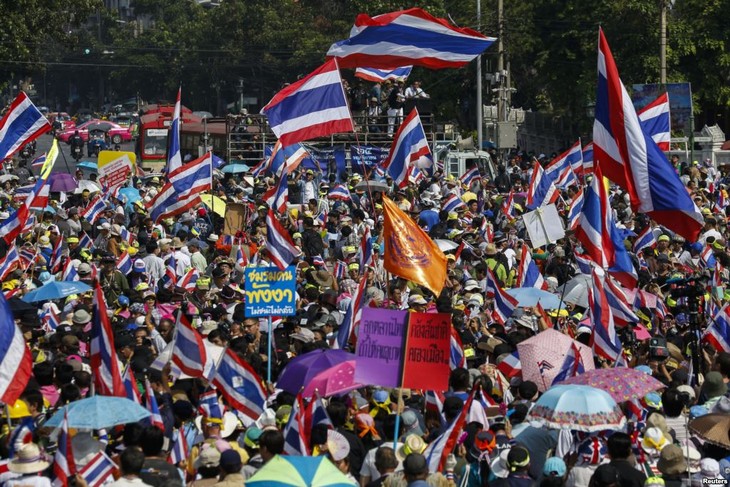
[649,337,670,361]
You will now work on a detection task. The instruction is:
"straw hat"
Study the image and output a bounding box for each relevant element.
[9,443,50,473]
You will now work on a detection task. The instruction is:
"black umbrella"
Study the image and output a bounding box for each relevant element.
[7,297,40,325]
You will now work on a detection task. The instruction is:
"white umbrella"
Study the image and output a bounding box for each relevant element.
[558,274,592,308]
[0,174,19,183]
[434,239,459,252]
[73,180,101,194]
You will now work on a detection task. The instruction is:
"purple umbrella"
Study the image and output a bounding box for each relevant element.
[49,173,78,192]
[276,349,355,394]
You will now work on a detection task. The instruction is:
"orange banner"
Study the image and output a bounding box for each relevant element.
[382,195,447,296]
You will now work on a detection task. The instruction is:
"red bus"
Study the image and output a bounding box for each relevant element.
[136,104,200,174]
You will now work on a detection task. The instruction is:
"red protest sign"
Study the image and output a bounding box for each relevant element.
[400,312,451,391]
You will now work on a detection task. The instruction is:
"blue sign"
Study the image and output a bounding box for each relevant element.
[243,266,297,317]
[351,145,389,174]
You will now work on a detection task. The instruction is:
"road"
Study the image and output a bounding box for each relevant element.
[31,133,136,175]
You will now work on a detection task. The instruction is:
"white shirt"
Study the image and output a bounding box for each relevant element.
[173,250,191,277]
[4,474,53,487]
[108,477,154,487]
[404,86,429,99]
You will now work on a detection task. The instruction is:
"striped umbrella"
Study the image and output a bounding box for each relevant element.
[246,455,353,487]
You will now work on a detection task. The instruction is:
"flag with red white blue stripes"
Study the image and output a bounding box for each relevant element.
[78,451,116,487]
[211,348,267,423]
[171,312,207,378]
[53,409,75,487]
[144,377,165,430]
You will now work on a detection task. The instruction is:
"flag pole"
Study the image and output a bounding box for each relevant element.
[392,387,403,449]
[534,208,551,248]
[267,315,273,385]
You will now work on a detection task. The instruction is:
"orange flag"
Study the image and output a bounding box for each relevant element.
[382,195,447,296]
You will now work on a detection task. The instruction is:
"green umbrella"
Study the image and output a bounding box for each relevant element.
[246,455,353,487]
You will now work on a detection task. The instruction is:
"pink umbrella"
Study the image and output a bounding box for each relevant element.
[301,360,363,398]
[517,329,595,392]
[557,367,666,403]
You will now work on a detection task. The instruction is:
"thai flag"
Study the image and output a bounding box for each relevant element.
[0,293,32,404]
[588,269,623,362]
[551,342,585,385]
[52,410,76,487]
[211,348,267,423]
[486,268,518,324]
[265,209,300,270]
[637,93,671,152]
[48,237,64,274]
[516,243,548,290]
[575,253,594,274]
[358,226,373,269]
[328,184,352,201]
[147,180,203,223]
[545,142,580,188]
[701,246,717,269]
[304,391,333,432]
[235,245,248,268]
[423,388,474,472]
[633,226,657,253]
[166,86,182,174]
[714,262,724,288]
[704,304,730,353]
[198,388,223,419]
[144,377,165,430]
[90,283,125,397]
[178,268,198,292]
[460,167,482,187]
[18,247,37,270]
[317,211,327,227]
[481,218,493,243]
[282,394,309,455]
[78,232,93,250]
[78,451,116,487]
[497,351,521,379]
[333,260,347,279]
[449,328,466,369]
[28,183,50,211]
[261,59,353,146]
[0,247,20,281]
[407,164,426,185]
[382,108,431,188]
[61,260,79,282]
[567,188,584,230]
[161,254,177,288]
[119,227,133,244]
[501,191,516,220]
[263,173,289,214]
[170,152,213,199]
[31,153,46,169]
[442,194,466,213]
[0,92,51,162]
[424,390,447,427]
[334,275,367,350]
[81,195,107,224]
[171,312,207,378]
[604,276,639,327]
[40,308,61,333]
[122,366,142,405]
[354,66,413,82]
[167,429,188,465]
[312,255,325,267]
[526,161,558,210]
[116,252,132,275]
[327,8,496,70]
[257,141,312,177]
[593,29,702,241]
[582,142,594,174]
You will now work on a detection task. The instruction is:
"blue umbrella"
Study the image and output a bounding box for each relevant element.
[22,281,92,302]
[76,161,98,172]
[44,396,151,429]
[221,163,249,174]
[118,187,142,210]
[506,287,562,308]
[527,384,625,432]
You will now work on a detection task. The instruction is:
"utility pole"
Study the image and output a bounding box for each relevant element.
[496,0,504,123]
[660,0,667,85]
[476,0,483,150]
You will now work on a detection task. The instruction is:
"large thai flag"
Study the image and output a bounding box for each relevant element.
[582,142,594,174]
[171,312,207,378]
[147,180,201,223]
[551,342,585,385]
[90,283,125,397]
[265,209,300,270]
[0,247,20,281]
[282,394,309,456]
[382,108,431,188]
[545,142,580,188]
[526,161,558,210]
[588,269,623,362]
[704,305,730,353]
[327,8,496,70]
[81,195,107,224]
[355,66,413,82]
[211,348,267,423]
[53,410,76,487]
[78,451,116,487]
[567,188,584,230]
[261,59,354,146]
[334,274,367,350]
[423,388,474,472]
[460,166,482,187]
[0,92,51,162]
[637,93,670,152]
[633,226,657,253]
[166,86,182,174]
[593,29,702,241]
[0,293,32,404]
[486,268,518,324]
[263,173,289,214]
[516,243,548,290]
[169,152,213,199]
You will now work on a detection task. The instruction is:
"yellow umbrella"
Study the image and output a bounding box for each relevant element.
[199,193,226,217]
